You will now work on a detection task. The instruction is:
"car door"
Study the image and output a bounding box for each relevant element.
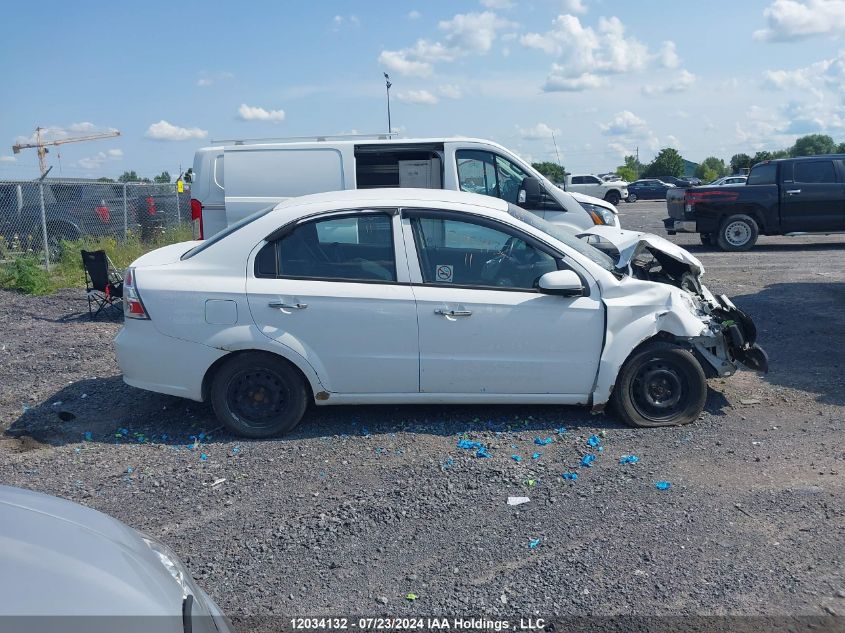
[780,159,845,232]
[246,209,419,394]
[401,209,604,396]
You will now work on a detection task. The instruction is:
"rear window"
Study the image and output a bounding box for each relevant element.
[794,160,837,184]
[181,206,274,259]
[747,162,777,186]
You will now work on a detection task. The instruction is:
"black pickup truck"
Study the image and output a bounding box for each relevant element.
[664,155,845,250]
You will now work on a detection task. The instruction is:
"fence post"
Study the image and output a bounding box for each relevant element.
[174,183,180,226]
[38,183,50,271]
[123,183,128,239]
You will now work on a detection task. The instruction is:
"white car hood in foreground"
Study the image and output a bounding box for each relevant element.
[582,225,704,277]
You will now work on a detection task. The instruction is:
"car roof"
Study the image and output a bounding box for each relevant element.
[272,187,511,213]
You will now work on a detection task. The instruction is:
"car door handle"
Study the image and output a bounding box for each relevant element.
[435,309,472,317]
[268,301,308,310]
[786,189,801,195]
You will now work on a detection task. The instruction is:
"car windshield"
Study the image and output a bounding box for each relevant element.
[181,206,275,260]
[506,204,616,272]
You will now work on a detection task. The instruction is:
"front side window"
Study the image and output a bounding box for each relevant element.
[410,215,557,290]
[456,150,530,204]
[571,176,584,185]
[794,161,836,184]
[257,212,396,282]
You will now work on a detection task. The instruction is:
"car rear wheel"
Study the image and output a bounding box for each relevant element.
[625,194,637,203]
[211,352,308,438]
[611,341,707,428]
[604,191,621,206]
[717,214,758,251]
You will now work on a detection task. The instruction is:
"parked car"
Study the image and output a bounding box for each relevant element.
[708,175,748,187]
[116,188,767,438]
[626,179,677,201]
[654,176,695,188]
[665,156,845,250]
[561,173,629,206]
[0,484,231,632]
[190,135,620,239]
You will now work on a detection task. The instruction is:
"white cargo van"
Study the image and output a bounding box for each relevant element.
[189,135,620,238]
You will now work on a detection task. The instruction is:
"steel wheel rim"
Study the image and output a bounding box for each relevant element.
[631,359,687,421]
[226,368,287,429]
[724,221,751,247]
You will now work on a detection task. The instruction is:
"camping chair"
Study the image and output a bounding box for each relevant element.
[81,250,123,320]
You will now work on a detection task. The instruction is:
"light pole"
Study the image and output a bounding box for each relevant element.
[383,72,392,134]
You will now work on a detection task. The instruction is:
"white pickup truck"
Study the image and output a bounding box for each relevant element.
[562,174,629,206]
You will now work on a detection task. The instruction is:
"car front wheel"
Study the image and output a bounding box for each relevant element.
[211,352,308,438]
[611,341,707,428]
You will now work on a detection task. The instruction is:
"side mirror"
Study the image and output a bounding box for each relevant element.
[537,270,585,297]
[517,177,541,208]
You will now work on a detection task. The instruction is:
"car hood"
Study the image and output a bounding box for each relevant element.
[581,225,704,276]
[567,190,618,213]
[0,485,183,617]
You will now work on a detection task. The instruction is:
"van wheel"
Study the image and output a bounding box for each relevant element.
[604,191,621,206]
[211,352,308,438]
[717,214,758,251]
[611,341,706,428]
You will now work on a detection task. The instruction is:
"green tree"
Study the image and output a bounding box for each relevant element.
[531,161,566,183]
[642,148,684,178]
[118,170,140,183]
[616,154,643,181]
[695,156,728,182]
[96,176,115,182]
[790,134,836,156]
[837,142,845,153]
[729,153,752,174]
[153,170,171,183]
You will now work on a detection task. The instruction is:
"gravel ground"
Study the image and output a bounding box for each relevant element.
[1,200,844,627]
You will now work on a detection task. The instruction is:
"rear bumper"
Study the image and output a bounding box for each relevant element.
[115,321,226,401]
[663,217,696,234]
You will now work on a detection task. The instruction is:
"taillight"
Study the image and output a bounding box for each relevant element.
[123,267,150,320]
[95,201,110,223]
[146,196,156,216]
[190,198,204,239]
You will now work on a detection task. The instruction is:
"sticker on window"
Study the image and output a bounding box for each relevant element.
[435,264,453,283]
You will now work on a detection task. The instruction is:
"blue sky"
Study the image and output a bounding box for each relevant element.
[2,0,844,179]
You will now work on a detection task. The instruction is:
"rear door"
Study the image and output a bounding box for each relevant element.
[247,209,419,394]
[780,159,845,232]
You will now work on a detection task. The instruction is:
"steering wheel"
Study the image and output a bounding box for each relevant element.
[480,237,521,284]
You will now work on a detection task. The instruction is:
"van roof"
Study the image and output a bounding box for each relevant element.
[271,187,511,213]
[197,136,512,151]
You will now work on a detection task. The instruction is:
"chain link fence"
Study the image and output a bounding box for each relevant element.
[0,179,191,269]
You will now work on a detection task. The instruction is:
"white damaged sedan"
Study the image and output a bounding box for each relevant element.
[115,188,767,437]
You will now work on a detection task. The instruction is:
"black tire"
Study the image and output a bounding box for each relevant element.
[699,233,713,246]
[604,190,621,206]
[625,193,637,203]
[211,352,308,438]
[716,214,758,251]
[611,341,707,428]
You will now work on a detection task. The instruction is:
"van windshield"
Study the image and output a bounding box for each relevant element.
[181,206,274,260]
[506,204,616,272]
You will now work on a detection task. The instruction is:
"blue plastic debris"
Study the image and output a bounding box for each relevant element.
[511,455,522,463]
[457,439,483,450]
[555,427,567,435]
[200,453,208,461]
[655,481,671,490]
[581,454,596,467]
[587,434,601,448]
[362,427,371,437]
[119,428,129,436]
[74,447,81,454]
[531,452,541,460]
[476,447,491,458]
[161,434,168,441]
[619,455,640,464]
[231,446,240,455]
[562,472,578,481]
[528,538,541,549]
[83,431,93,442]
[126,466,134,474]
[198,432,206,441]
[534,437,553,446]
[442,457,454,470]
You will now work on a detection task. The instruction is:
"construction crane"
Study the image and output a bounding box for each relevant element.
[12,126,121,177]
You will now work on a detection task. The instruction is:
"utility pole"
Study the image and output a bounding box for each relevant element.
[383,72,392,134]
[551,132,565,186]
[636,146,640,177]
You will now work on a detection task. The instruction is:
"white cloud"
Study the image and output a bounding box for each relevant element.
[395,89,439,105]
[754,0,845,41]
[480,0,513,8]
[0,156,16,163]
[107,149,123,158]
[197,78,213,87]
[517,122,560,139]
[658,41,681,68]
[762,50,845,97]
[543,68,607,91]
[238,103,286,122]
[408,10,421,19]
[68,122,96,132]
[145,120,208,141]
[600,111,647,136]
[76,150,121,170]
[332,14,360,30]
[438,84,463,99]
[379,11,515,76]
[642,69,697,95]
[561,0,588,14]
[195,71,234,87]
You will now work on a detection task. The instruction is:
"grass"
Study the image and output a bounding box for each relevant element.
[0,224,194,295]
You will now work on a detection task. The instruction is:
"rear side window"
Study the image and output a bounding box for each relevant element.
[747,163,777,185]
[794,161,837,184]
[257,212,396,282]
